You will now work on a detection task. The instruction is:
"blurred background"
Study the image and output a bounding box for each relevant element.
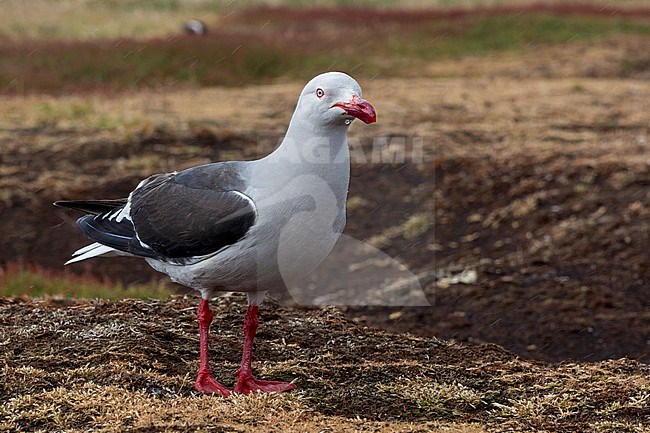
[0,0,648,363]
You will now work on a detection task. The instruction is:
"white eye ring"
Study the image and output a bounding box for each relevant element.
[316,88,325,98]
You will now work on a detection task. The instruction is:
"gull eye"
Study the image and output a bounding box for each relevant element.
[316,88,325,98]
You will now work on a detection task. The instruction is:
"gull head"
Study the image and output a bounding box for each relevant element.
[295,72,376,127]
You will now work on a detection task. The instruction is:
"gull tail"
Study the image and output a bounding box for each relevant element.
[65,242,118,265]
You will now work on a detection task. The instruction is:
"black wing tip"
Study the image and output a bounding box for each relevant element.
[53,199,128,214]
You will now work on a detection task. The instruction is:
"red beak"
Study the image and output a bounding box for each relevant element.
[333,95,377,124]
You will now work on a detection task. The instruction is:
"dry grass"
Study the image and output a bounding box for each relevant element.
[0,296,648,432]
[2,385,486,432]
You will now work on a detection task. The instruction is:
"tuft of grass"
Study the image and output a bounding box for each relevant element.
[378,378,489,417]
[0,262,173,300]
[368,212,431,247]
[346,195,369,210]
[403,213,431,239]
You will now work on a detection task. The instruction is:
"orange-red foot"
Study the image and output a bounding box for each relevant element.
[233,372,295,395]
[195,373,230,396]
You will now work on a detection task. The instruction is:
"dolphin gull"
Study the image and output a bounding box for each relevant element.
[55,72,376,395]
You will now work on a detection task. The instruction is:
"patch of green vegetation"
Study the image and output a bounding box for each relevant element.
[0,264,173,300]
[34,100,124,129]
[405,14,650,59]
[101,0,184,12]
[37,100,92,126]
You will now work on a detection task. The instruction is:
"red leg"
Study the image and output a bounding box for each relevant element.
[232,305,295,394]
[194,298,230,396]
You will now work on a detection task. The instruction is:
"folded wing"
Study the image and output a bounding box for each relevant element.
[57,164,256,264]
